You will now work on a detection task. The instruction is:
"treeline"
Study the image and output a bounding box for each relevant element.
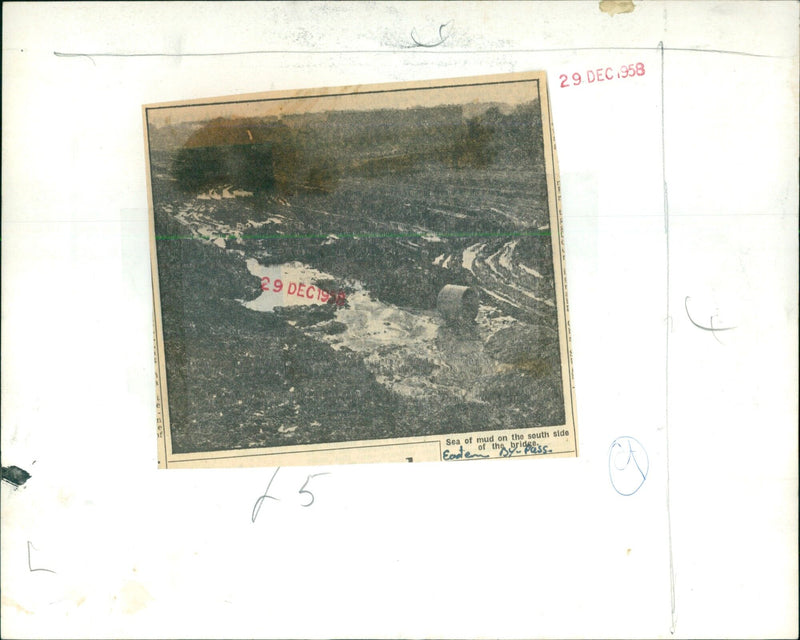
[161,101,543,194]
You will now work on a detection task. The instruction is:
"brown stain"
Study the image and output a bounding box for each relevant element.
[2,595,34,615]
[626,548,632,556]
[118,581,153,615]
[599,0,636,16]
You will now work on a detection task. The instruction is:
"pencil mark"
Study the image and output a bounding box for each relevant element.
[660,39,677,636]
[608,437,649,496]
[298,472,331,507]
[53,51,97,66]
[52,45,787,60]
[684,296,736,343]
[1,465,31,487]
[251,467,281,523]
[27,541,56,574]
[407,20,453,48]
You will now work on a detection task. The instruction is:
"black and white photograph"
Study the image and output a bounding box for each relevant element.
[145,73,577,467]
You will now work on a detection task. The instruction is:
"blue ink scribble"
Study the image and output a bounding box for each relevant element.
[608,437,649,496]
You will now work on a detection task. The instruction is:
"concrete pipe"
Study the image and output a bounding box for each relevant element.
[437,285,480,325]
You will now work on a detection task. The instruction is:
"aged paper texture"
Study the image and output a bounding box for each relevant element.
[145,72,577,468]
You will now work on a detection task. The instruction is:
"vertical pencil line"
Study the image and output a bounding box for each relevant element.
[660,39,677,635]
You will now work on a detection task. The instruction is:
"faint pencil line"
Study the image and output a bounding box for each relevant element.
[660,40,677,637]
[52,45,787,59]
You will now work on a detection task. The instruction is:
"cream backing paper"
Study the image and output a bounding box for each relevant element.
[2,2,797,638]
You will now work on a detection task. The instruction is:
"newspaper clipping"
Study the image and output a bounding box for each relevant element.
[144,72,577,468]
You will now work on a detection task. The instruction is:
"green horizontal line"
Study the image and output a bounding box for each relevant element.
[155,230,552,241]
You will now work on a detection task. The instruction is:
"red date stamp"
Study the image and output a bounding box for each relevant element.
[261,276,347,306]
[559,62,646,88]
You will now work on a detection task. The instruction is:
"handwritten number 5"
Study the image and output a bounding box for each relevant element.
[299,473,330,507]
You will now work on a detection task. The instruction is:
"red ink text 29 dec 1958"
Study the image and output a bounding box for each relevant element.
[261,277,347,306]
[560,63,646,88]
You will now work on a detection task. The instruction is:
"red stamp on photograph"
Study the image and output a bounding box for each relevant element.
[260,277,346,306]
